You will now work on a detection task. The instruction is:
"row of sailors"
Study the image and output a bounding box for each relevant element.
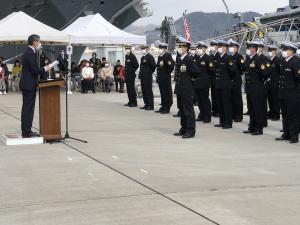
[123,39,300,143]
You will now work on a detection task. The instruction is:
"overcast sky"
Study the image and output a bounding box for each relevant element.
[133,0,288,25]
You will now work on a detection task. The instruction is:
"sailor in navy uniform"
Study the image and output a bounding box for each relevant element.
[214,40,236,129]
[243,40,269,135]
[20,34,53,138]
[275,42,300,144]
[124,45,139,107]
[266,45,281,121]
[209,40,220,117]
[228,39,245,122]
[156,43,175,114]
[139,45,156,110]
[193,41,214,123]
[174,40,200,139]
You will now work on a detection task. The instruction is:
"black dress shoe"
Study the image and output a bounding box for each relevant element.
[173,114,180,117]
[243,111,250,116]
[196,118,203,122]
[290,138,299,144]
[222,125,232,129]
[22,132,40,138]
[129,104,137,107]
[182,133,195,139]
[155,108,163,113]
[234,119,243,123]
[174,132,184,136]
[160,110,170,114]
[271,117,280,121]
[140,106,146,109]
[251,131,263,135]
[203,120,211,124]
[211,113,219,117]
[124,103,130,106]
[214,124,223,128]
[275,135,290,141]
[243,130,254,134]
[145,107,154,111]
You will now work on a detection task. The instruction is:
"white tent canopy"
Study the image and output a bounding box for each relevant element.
[0,11,70,44]
[63,13,146,46]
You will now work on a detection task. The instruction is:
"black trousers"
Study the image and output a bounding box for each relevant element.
[178,94,196,135]
[268,86,280,118]
[21,90,36,134]
[141,79,154,108]
[125,78,137,105]
[115,78,124,92]
[195,87,211,121]
[248,92,265,132]
[211,82,218,115]
[158,80,173,110]
[216,88,232,126]
[231,84,243,120]
[5,79,8,92]
[263,85,269,126]
[81,79,94,93]
[280,97,299,139]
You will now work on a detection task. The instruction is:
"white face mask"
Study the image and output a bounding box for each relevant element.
[282,51,288,58]
[36,43,42,50]
[296,49,300,56]
[246,49,251,56]
[125,49,131,55]
[158,49,164,54]
[105,63,109,67]
[142,49,147,54]
[197,48,204,55]
[190,50,196,55]
[268,52,274,58]
[229,47,235,54]
[217,47,224,54]
[177,48,183,55]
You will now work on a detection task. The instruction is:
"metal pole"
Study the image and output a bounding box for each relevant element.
[221,0,230,33]
[285,18,295,41]
[67,43,72,95]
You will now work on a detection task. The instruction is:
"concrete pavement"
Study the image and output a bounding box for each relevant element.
[0,91,299,225]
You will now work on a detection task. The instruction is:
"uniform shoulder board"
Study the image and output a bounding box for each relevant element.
[261,64,266,70]
[241,59,245,64]
[266,63,271,68]
[209,62,213,68]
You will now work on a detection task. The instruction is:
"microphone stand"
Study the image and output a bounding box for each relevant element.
[45,48,87,144]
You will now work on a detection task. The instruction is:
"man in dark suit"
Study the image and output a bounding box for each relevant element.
[139,45,156,110]
[20,34,53,138]
[156,43,175,114]
[57,49,68,76]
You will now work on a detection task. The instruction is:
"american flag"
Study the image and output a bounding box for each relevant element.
[183,12,191,42]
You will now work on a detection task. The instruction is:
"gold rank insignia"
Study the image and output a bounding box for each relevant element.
[159,61,164,66]
[266,63,271,68]
[201,61,206,65]
[250,63,255,68]
[261,64,266,70]
[298,69,300,74]
[241,59,245,64]
[180,64,187,72]
[209,63,213,67]
[168,61,172,65]
[143,59,147,63]
[229,61,233,65]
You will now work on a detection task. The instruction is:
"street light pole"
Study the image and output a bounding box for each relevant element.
[221,0,230,33]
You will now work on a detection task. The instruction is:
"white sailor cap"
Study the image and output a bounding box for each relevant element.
[197,41,209,48]
[158,42,168,49]
[210,40,219,46]
[281,41,298,51]
[227,38,241,47]
[217,39,228,46]
[252,38,265,47]
[267,44,278,51]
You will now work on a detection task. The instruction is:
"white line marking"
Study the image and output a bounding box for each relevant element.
[88,172,94,176]
[67,157,73,161]
[112,155,119,159]
[140,169,149,174]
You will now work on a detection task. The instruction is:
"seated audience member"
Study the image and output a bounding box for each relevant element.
[100,62,114,93]
[0,65,6,95]
[81,61,95,93]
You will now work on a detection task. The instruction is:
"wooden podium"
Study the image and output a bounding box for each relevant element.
[38,79,65,142]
